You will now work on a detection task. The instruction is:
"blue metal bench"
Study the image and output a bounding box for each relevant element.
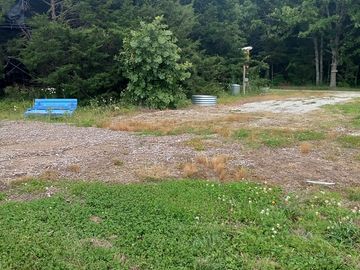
[24,99,78,117]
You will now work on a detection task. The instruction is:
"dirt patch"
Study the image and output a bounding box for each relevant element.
[1,91,359,190]
[231,92,360,114]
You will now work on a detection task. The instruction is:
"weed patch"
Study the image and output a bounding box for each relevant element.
[0,192,6,201]
[326,99,360,128]
[0,180,359,269]
[338,135,360,148]
[234,128,325,148]
[185,138,206,151]
[113,159,124,166]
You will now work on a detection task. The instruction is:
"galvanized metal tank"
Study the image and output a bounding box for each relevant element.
[230,84,241,95]
[191,95,217,106]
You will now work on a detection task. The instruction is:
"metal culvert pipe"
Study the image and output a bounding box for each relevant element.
[191,95,217,106]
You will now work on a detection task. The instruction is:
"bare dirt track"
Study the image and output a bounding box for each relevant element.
[1,91,360,191]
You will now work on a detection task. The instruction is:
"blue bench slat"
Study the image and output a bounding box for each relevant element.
[25,98,78,117]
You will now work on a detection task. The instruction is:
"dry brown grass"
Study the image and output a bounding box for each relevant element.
[182,154,248,182]
[39,170,60,181]
[113,159,124,166]
[89,215,103,224]
[234,167,249,180]
[67,164,81,173]
[195,155,209,166]
[182,163,199,177]
[89,238,113,249]
[105,113,254,137]
[299,142,312,154]
[135,165,172,181]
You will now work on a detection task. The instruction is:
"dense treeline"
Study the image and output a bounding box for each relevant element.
[0,0,360,107]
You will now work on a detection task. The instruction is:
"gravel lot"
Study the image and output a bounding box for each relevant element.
[1,91,359,191]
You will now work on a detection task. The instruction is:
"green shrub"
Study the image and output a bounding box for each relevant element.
[120,16,192,109]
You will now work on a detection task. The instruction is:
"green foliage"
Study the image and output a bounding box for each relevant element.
[120,16,192,109]
[233,128,326,148]
[2,0,360,99]
[294,131,326,141]
[0,180,359,269]
[0,0,16,23]
[16,15,123,98]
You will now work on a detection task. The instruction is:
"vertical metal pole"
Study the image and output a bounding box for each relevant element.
[243,64,246,95]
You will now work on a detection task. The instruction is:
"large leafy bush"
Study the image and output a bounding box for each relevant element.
[120,16,192,109]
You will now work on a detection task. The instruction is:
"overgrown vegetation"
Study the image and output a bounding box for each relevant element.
[120,16,191,109]
[0,180,359,269]
[0,98,136,127]
[1,0,360,107]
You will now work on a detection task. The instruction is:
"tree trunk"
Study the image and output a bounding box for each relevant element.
[313,37,320,86]
[330,36,339,88]
[50,0,56,20]
[320,36,324,84]
[330,48,337,88]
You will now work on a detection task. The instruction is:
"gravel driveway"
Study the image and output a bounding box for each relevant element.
[1,91,359,191]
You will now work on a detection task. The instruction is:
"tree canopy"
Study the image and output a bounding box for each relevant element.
[0,0,359,105]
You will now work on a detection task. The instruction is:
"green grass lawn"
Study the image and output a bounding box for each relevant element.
[0,180,359,270]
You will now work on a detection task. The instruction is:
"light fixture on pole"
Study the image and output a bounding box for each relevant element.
[241,46,253,95]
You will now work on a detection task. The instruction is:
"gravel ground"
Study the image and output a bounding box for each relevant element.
[0,121,248,187]
[232,92,360,114]
[1,91,359,191]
